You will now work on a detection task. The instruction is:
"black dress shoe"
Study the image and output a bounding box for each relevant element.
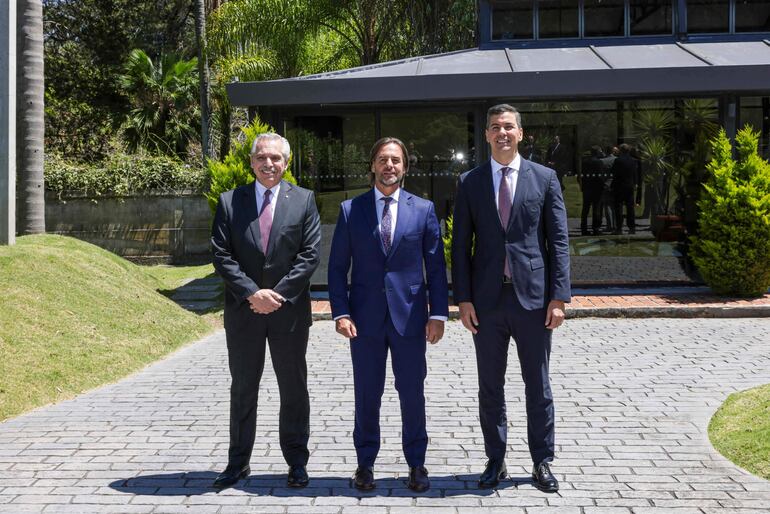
[287,465,309,488]
[352,466,375,490]
[478,459,507,489]
[532,461,559,492]
[406,466,430,492]
[212,464,250,489]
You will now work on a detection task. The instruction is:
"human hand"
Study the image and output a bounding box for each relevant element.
[458,302,479,334]
[425,319,444,344]
[545,300,566,329]
[335,317,358,339]
[248,289,284,314]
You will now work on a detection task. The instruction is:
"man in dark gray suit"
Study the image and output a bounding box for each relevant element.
[452,104,570,492]
[211,133,321,489]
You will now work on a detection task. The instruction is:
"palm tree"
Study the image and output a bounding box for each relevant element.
[194,0,212,162]
[16,0,45,234]
[118,49,200,157]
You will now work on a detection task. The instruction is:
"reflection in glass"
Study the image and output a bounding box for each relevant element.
[539,0,579,38]
[287,114,374,222]
[584,0,625,37]
[736,0,770,32]
[686,0,729,33]
[492,0,534,40]
[380,111,474,221]
[630,0,672,35]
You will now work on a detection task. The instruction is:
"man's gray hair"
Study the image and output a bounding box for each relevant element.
[250,133,291,161]
[486,104,522,129]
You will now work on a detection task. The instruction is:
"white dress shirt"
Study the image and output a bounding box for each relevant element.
[254,181,280,214]
[491,153,520,210]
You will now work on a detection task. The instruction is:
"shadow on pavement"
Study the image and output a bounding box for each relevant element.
[109,472,538,497]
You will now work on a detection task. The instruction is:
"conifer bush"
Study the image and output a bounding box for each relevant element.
[206,117,296,214]
[690,127,770,296]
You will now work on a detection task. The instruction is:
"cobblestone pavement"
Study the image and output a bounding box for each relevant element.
[2,319,770,513]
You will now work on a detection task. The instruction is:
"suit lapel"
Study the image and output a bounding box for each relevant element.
[359,189,385,254]
[388,189,413,258]
[243,184,263,252]
[265,180,292,261]
[482,162,506,234]
[509,159,531,230]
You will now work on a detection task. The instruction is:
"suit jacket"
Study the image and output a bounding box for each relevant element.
[327,188,449,338]
[611,153,641,192]
[451,159,571,312]
[211,180,321,330]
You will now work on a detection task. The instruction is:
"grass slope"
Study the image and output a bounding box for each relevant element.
[709,383,770,481]
[0,235,214,421]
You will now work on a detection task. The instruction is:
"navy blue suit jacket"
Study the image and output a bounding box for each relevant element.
[451,159,571,312]
[328,188,449,337]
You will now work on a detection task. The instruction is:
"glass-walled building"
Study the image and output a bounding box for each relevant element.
[228,0,770,286]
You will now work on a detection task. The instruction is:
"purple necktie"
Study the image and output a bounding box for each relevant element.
[498,167,512,279]
[381,197,393,253]
[259,189,273,254]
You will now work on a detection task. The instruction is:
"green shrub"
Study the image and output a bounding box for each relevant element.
[443,215,453,270]
[45,152,208,198]
[690,127,770,296]
[206,117,296,214]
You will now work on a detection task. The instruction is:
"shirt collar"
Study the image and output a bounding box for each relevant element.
[491,153,521,175]
[254,180,280,198]
[373,186,401,203]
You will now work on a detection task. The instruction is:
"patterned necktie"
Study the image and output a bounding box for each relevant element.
[381,197,393,253]
[498,167,513,278]
[259,189,273,254]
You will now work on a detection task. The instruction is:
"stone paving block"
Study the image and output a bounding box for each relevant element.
[1,319,770,512]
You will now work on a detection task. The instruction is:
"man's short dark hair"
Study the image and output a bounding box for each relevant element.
[486,104,522,128]
[619,143,631,154]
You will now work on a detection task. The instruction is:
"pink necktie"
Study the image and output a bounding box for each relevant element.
[498,167,512,279]
[259,189,273,254]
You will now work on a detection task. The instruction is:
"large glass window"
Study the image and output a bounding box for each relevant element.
[492,0,534,40]
[740,97,770,159]
[687,0,730,33]
[584,0,625,37]
[287,114,374,222]
[538,0,580,38]
[630,0,673,35]
[380,111,475,221]
[736,0,770,32]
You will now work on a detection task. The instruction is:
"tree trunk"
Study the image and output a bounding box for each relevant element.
[195,0,212,162]
[16,0,44,234]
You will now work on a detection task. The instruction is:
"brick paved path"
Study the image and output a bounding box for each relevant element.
[1,319,769,513]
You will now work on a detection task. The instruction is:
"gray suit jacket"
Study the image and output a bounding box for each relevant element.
[211,180,321,330]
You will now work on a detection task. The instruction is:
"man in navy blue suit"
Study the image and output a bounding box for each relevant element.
[328,137,449,492]
[452,104,571,492]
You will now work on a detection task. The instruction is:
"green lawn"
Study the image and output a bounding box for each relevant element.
[0,235,217,421]
[709,383,770,481]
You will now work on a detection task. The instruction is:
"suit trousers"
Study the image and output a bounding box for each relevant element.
[472,284,555,465]
[225,305,310,469]
[350,315,428,468]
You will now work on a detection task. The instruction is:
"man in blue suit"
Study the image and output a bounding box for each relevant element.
[328,137,449,492]
[452,104,571,492]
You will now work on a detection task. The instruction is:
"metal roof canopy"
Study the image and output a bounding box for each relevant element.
[227,41,770,107]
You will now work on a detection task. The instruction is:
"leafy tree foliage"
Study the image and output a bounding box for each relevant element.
[44,0,197,160]
[690,127,770,296]
[118,50,200,157]
[207,117,296,214]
